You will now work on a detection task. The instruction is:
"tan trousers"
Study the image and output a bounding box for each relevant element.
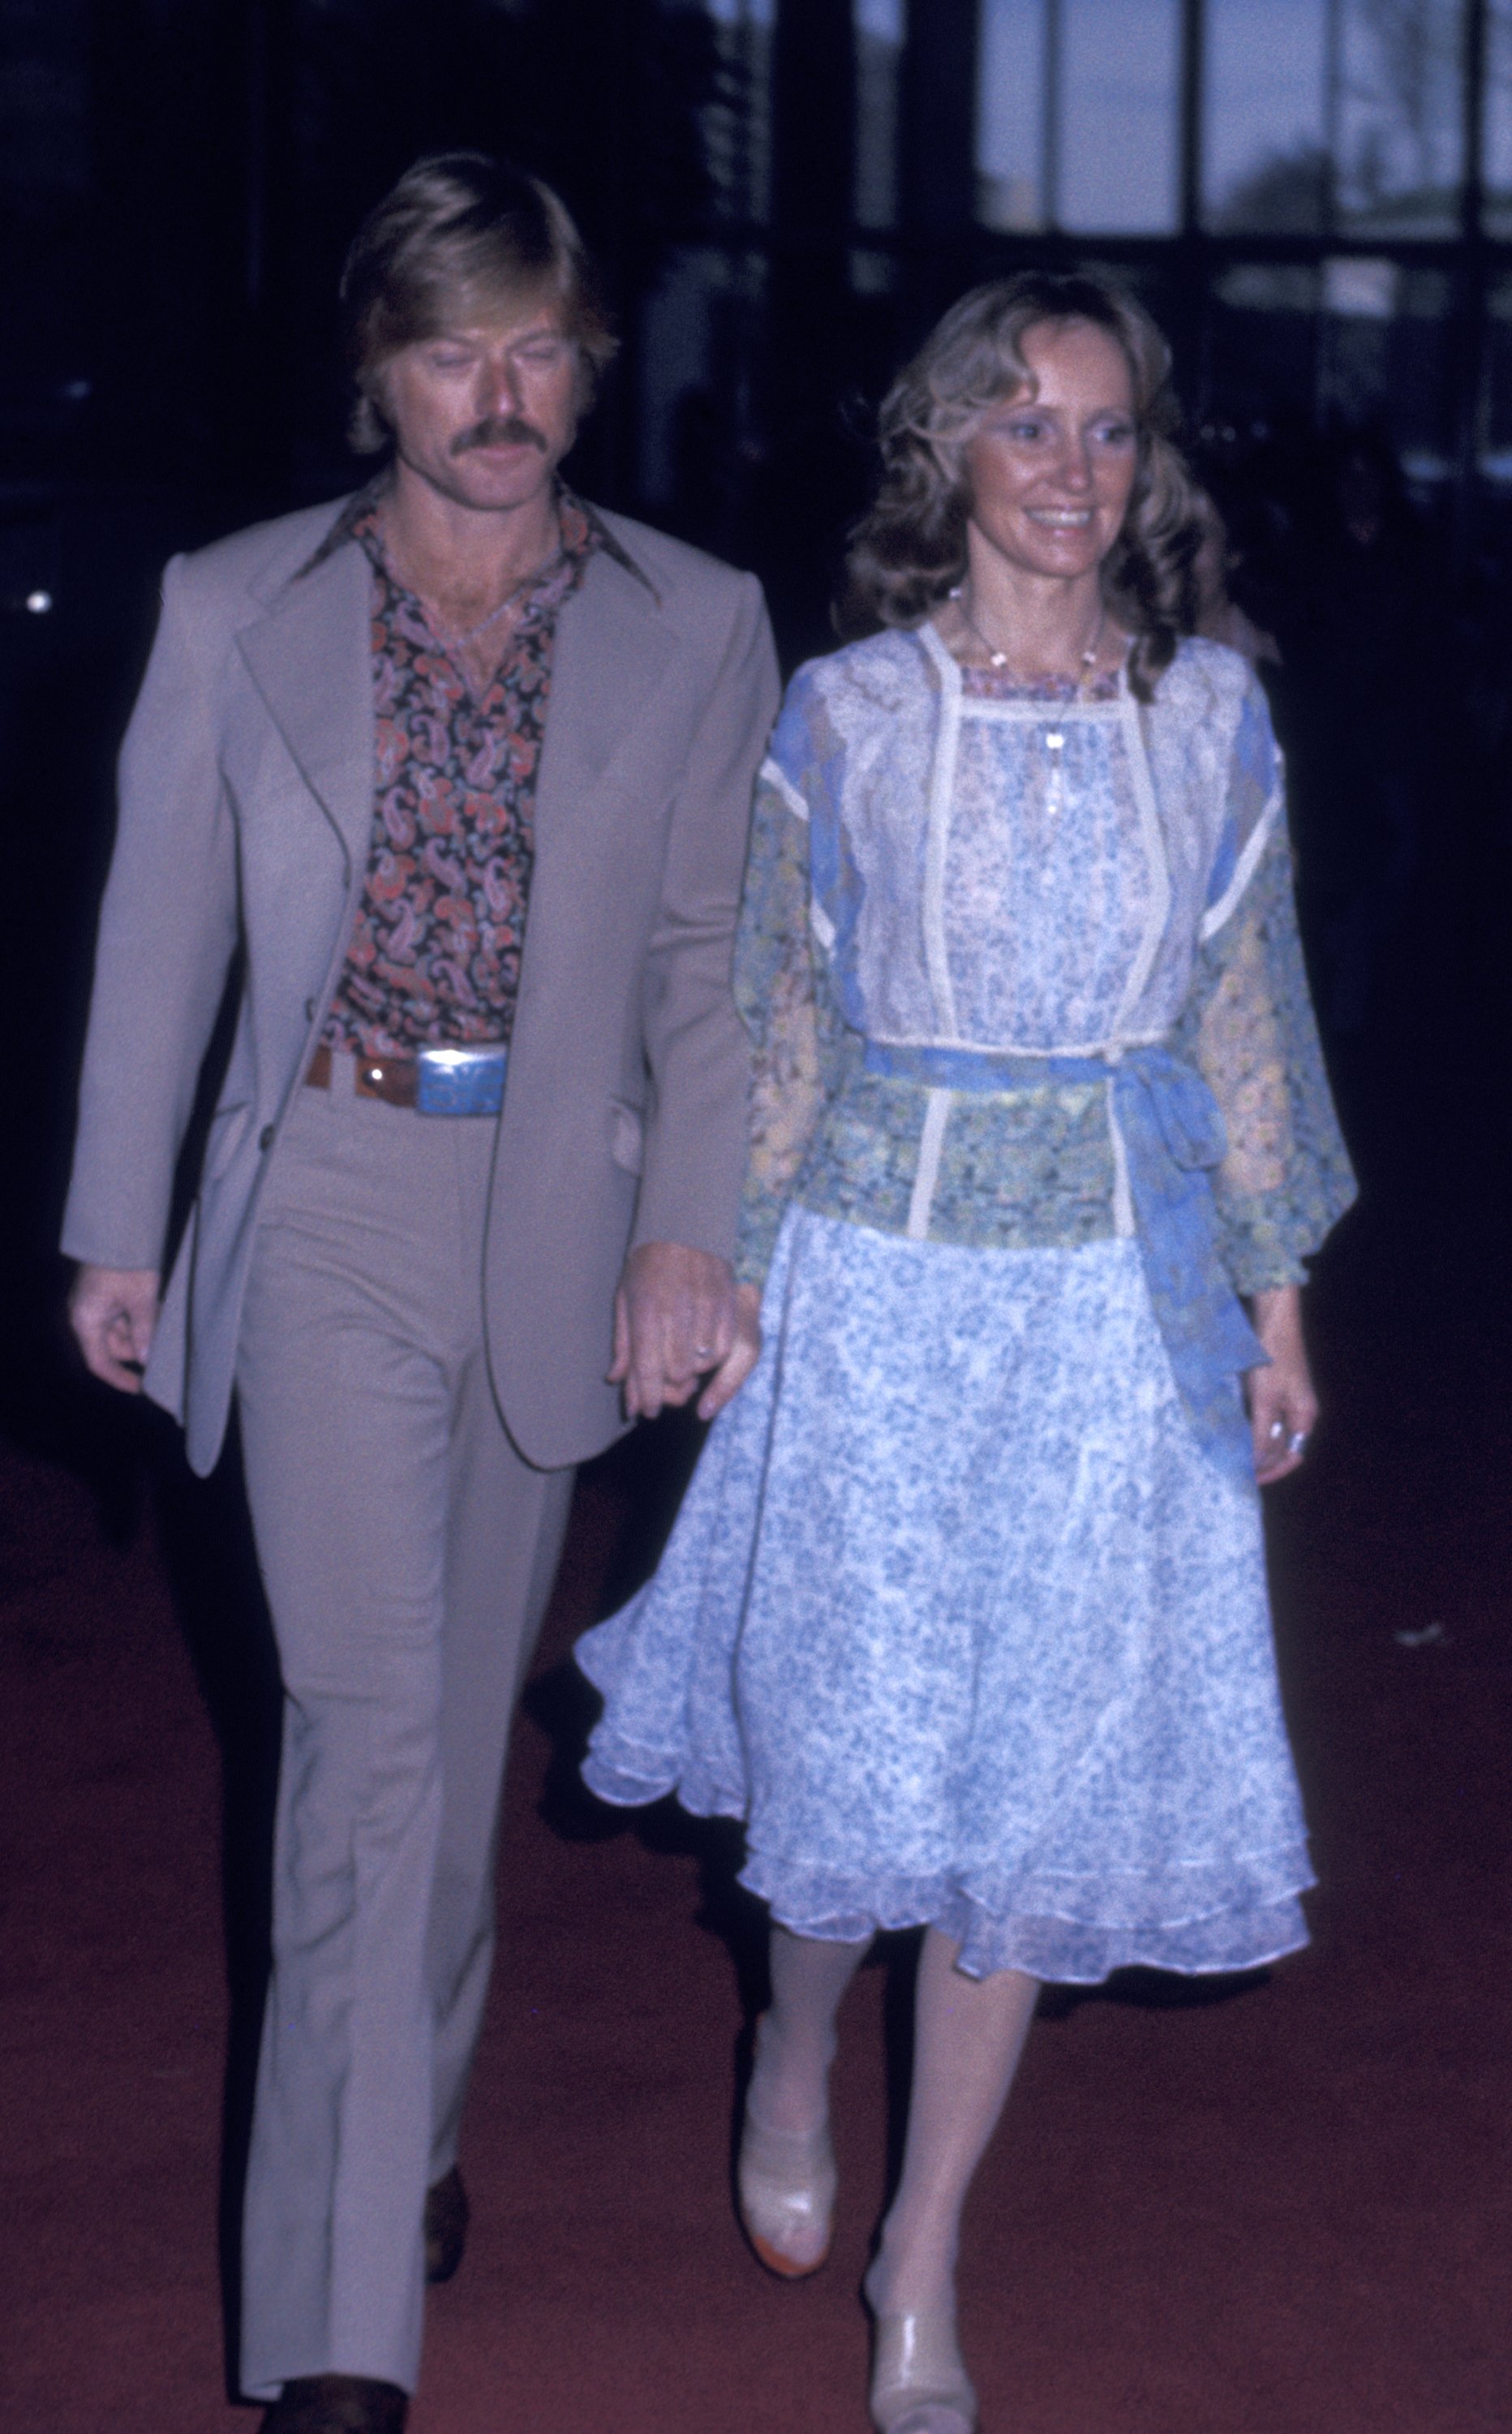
[234,1063,575,2401]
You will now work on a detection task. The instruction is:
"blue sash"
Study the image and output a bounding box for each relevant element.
[861,1039,1264,1476]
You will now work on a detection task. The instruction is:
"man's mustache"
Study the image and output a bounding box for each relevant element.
[452,415,548,456]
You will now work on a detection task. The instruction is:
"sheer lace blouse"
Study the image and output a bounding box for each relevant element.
[733,626,1354,1293]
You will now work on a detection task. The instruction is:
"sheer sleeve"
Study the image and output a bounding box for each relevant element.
[1171,672,1356,1292]
[732,698,851,1286]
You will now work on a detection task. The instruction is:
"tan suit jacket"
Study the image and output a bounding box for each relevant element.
[62,496,780,1475]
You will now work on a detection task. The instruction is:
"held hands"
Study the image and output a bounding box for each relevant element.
[609,1242,762,1424]
[68,1263,161,1394]
[1246,1284,1318,1486]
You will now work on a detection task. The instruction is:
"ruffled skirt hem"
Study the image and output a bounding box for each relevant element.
[579,1741,1313,1985]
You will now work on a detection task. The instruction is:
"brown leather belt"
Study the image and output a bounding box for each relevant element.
[306,1043,419,1109]
[304,1040,509,1115]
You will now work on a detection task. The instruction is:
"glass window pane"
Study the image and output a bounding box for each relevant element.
[1321,269,1456,475]
[1205,263,1458,497]
[855,0,904,226]
[1336,0,1463,234]
[701,0,775,223]
[1205,264,1323,473]
[1204,0,1329,230]
[976,0,1048,230]
[1483,274,1512,483]
[1057,0,1182,234]
[1483,1,1512,237]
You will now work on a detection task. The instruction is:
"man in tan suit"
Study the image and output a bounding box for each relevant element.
[64,154,776,2434]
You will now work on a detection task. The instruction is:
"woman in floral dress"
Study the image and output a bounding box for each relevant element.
[577,273,1354,2434]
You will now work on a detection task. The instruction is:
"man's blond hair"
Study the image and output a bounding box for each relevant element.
[340,151,618,454]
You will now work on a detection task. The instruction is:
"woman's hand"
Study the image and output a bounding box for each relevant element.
[609,1242,740,1420]
[697,1282,763,1421]
[608,1252,762,1423]
[1245,1284,1318,1486]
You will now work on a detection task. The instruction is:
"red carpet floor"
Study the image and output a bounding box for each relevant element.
[3,1172,1511,2430]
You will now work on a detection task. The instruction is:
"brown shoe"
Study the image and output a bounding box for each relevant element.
[260,2375,408,2433]
[423,2165,469,2285]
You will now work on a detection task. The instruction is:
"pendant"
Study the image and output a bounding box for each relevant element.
[1044,728,1066,819]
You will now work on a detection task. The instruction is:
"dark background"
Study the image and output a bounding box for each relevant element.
[4,0,1510,1600]
[4,10,1512,2419]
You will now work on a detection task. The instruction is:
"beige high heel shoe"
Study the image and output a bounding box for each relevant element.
[869,2311,978,2434]
[736,2100,837,2278]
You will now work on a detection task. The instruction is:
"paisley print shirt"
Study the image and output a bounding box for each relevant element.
[320,484,601,1060]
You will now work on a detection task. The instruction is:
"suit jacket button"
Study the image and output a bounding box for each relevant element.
[260,1125,276,1151]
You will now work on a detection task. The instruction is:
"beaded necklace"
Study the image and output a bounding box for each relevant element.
[947,586,1107,819]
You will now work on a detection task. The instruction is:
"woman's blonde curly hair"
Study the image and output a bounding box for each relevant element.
[835,272,1204,703]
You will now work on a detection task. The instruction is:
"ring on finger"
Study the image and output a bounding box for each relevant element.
[1287,1430,1308,1456]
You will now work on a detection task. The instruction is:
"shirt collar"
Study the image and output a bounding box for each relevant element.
[295,476,655,599]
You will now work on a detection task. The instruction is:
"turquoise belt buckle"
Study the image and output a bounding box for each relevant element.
[415,1044,508,1116]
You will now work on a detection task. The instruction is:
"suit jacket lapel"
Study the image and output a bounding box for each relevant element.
[535,545,677,845]
[237,530,672,882]
[235,539,374,875]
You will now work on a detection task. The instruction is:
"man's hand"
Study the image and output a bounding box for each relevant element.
[1246,1284,1318,1486]
[68,1264,160,1394]
[608,1243,761,1423]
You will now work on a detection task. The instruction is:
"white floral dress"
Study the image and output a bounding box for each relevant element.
[577,626,1354,1983]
